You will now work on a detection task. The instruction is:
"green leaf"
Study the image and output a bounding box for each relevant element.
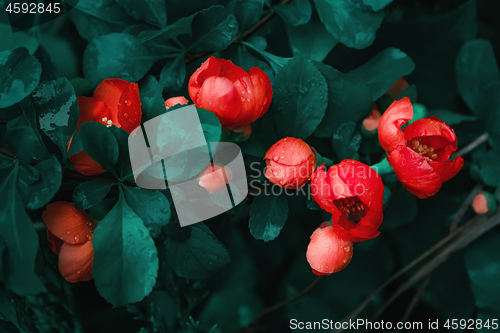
[229,0,264,33]
[465,231,500,330]
[165,223,231,279]
[68,0,136,42]
[249,193,289,242]
[73,180,113,210]
[350,47,415,101]
[139,75,166,122]
[473,150,500,187]
[191,6,239,52]
[455,39,499,120]
[83,33,154,87]
[93,194,158,307]
[79,122,119,175]
[313,61,372,138]
[109,126,133,177]
[123,186,171,238]
[332,122,362,160]
[116,0,167,28]
[285,13,338,62]
[370,157,393,176]
[313,0,384,49]
[243,41,290,74]
[0,47,42,109]
[272,57,328,139]
[0,167,46,295]
[362,0,393,11]
[15,100,51,161]
[431,109,477,125]
[274,0,312,26]
[3,123,39,167]
[31,77,79,157]
[198,108,222,143]
[159,55,186,92]
[0,24,38,54]
[139,15,193,43]
[17,156,62,210]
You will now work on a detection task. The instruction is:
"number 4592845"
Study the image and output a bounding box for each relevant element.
[444,319,498,330]
[5,2,61,14]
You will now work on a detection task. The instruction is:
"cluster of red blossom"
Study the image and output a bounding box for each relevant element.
[42,57,462,282]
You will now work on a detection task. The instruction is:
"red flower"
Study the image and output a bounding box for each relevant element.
[42,202,97,283]
[188,56,272,127]
[378,97,464,199]
[264,137,317,189]
[311,160,384,242]
[165,96,189,109]
[306,222,353,275]
[69,79,142,176]
[198,163,233,194]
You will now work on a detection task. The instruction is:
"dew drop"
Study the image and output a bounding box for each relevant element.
[343,259,347,263]
[273,171,278,176]
[343,246,350,252]
[325,243,330,247]
[273,156,279,161]
[66,230,70,234]
[74,235,80,242]
[241,97,246,102]
[124,99,131,106]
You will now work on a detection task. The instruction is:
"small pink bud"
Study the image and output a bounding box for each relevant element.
[198,163,233,194]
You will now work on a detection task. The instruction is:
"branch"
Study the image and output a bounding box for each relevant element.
[239,276,323,333]
[185,0,292,65]
[455,133,488,157]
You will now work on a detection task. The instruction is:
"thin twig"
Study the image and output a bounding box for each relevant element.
[455,133,488,157]
[185,0,292,65]
[449,184,483,232]
[239,276,323,333]
[398,275,431,326]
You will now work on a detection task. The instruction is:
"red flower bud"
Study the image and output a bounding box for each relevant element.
[42,202,97,283]
[264,137,317,189]
[198,163,233,194]
[306,222,353,275]
[385,77,409,100]
[361,103,381,135]
[188,56,272,127]
[378,97,464,199]
[311,160,384,242]
[472,192,497,215]
[165,96,189,109]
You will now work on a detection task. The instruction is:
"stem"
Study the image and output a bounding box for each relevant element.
[239,276,323,332]
[455,133,488,157]
[449,184,483,232]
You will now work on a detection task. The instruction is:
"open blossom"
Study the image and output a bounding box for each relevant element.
[188,56,272,127]
[69,79,142,176]
[378,97,463,199]
[264,137,317,189]
[306,222,354,275]
[42,202,97,283]
[311,160,384,242]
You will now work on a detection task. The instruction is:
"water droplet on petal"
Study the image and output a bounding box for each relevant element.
[124,99,131,106]
[273,156,279,161]
[74,235,80,242]
[343,246,350,252]
[343,259,347,263]
[325,243,330,247]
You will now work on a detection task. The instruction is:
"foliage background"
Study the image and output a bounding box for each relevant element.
[1,0,500,332]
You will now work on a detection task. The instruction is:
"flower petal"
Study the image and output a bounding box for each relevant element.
[188,56,222,104]
[47,230,63,255]
[428,157,464,183]
[58,241,94,283]
[378,97,413,152]
[165,96,189,109]
[117,82,142,133]
[387,146,442,199]
[42,202,97,244]
[403,116,458,150]
[195,76,242,125]
[311,164,339,213]
[69,150,105,176]
[76,97,111,130]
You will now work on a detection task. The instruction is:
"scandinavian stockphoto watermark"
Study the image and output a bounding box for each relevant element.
[128,105,248,227]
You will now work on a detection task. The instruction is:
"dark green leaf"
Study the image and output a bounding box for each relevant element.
[139,75,166,122]
[0,47,42,109]
[0,168,46,295]
[139,15,193,43]
[17,156,62,210]
[272,57,328,139]
[79,122,119,175]
[473,150,500,187]
[83,33,154,87]
[73,180,113,210]
[332,122,362,160]
[165,223,231,279]
[229,0,264,33]
[108,126,133,177]
[159,55,186,92]
[351,47,415,101]
[456,39,499,120]
[243,41,290,74]
[198,108,222,143]
[274,0,312,26]
[313,61,372,138]
[116,0,167,28]
[16,100,51,161]
[285,13,337,62]
[362,0,393,11]
[431,109,477,125]
[313,0,384,49]
[68,0,135,42]
[70,77,92,96]
[31,77,79,157]
[222,44,273,81]
[0,23,38,54]
[93,194,158,306]
[191,6,238,52]
[3,124,39,167]
[249,193,289,241]
[465,231,500,329]
[123,186,171,238]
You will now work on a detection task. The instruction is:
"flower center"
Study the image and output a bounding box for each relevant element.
[334,197,365,222]
[407,139,437,162]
